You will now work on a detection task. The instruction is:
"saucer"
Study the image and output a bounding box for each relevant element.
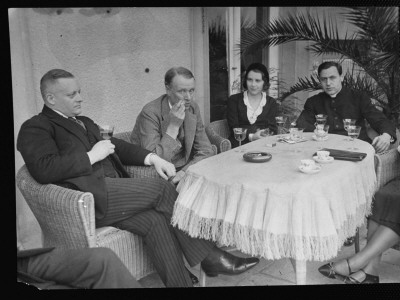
[313,156,334,163]
[299,165,321,174]
[312,134,328,141]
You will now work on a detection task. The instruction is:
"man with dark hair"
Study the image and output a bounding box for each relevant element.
[17,69,259,288]
[130,67,215,184]
[296,61,396,153]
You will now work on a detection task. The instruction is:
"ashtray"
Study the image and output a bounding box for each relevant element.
[243,151,272,163]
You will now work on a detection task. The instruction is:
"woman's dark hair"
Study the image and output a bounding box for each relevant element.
[243,63,270,90]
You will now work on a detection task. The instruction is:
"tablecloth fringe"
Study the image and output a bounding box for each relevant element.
[172,203,371,261]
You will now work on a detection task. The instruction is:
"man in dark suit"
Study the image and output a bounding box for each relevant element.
[17,69,259,288]
[130,67,215,185]
[296,61,396,153]
[17,246,143,289]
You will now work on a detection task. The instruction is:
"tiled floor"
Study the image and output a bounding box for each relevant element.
[138,224,400,288]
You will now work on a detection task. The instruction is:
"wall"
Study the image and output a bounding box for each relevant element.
[11,7,198,249]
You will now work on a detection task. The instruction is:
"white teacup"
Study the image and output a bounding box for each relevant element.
[317,150,330,161]
[300,159,316,170]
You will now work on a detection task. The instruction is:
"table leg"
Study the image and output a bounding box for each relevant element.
[290,258,307,285]
[199,268,206,287]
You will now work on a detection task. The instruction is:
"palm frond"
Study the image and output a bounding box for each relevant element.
[342,7,399,76]
[240,11,377,73]
[278,76,322,101]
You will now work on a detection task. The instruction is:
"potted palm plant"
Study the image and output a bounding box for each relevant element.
[240,7,399,127]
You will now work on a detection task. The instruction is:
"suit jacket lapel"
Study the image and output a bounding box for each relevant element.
[160,95,171,135]
[184,109,196,162]
[41,106,92,150]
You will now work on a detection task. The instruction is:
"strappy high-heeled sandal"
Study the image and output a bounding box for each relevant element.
[318,258,352,279]
[344,269,380,284]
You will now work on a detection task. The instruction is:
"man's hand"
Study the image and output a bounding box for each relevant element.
[87,140,115,164]
[166,100,185,138]
[171,170,185,184]
[372,133,391,153]
[149,154,176,180]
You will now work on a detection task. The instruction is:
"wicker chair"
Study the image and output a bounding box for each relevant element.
[373,129,400,251]
[354,128,400,252]
[16,165,156,280]
[114,131,161,179]
[205,119,231,153]
[16,131,163,281]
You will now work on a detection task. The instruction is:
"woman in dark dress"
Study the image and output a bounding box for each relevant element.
[318,146,400,284]
[227,63,278,148]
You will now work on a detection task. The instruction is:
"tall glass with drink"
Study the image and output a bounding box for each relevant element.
[275,116,287,141]
[314,114,327,127]
[347,125,361,150]
[343,119,356,141]
[99,125,114,140]
[233,128,247,152]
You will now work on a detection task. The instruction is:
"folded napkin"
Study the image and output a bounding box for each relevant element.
[315,148,367,161]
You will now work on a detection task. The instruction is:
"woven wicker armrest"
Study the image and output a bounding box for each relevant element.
[16,165,96,249]
[123,165,161,179]
[205,125,232,153]
[374,148,400,189]
[207,133,231,153]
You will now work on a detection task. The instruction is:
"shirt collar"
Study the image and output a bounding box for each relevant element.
[243,91,267,109]
[328,86,343,98]
[51,108,70,119]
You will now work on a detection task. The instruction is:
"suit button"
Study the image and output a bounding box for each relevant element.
[336,125,339,128]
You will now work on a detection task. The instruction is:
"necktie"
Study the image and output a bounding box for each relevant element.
[68,117,86,130]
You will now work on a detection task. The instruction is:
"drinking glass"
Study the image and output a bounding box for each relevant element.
[233,128,248,152]
[99,125,114,140]
[275,116,287,141]
[314,124,329,150]
[289,127,304,153]
[314,114,327,127]
[347,125,361,150]
[343,119,356,141]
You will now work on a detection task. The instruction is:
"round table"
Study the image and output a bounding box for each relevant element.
[172,133,377,284]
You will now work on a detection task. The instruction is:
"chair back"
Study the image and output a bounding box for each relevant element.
[206,119,230,139]
[16,165,96,249]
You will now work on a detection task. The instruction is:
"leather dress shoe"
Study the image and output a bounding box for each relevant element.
[318,258,352,279]
[200,247,259,277]
[185,267,199,285]
[343,269,379,284]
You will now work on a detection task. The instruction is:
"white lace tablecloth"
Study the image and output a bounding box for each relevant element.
[172,133,377,261]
